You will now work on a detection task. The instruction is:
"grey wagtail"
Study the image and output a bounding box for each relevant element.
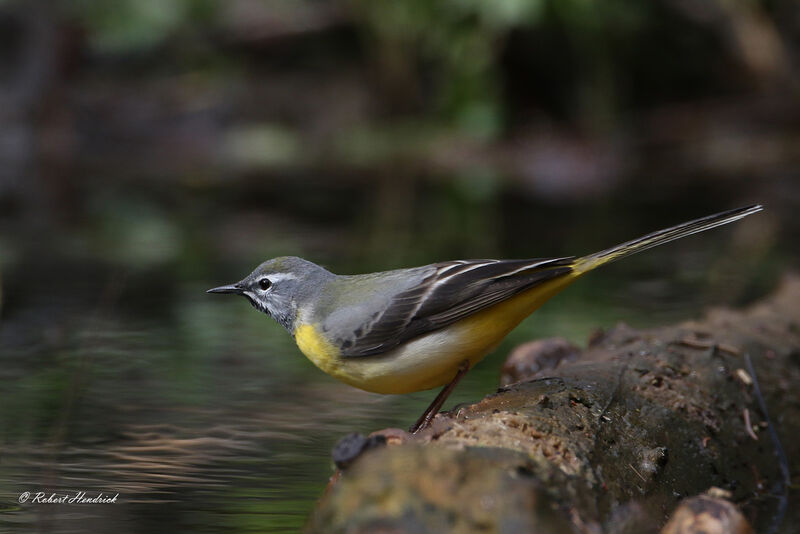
[209,205,762,432]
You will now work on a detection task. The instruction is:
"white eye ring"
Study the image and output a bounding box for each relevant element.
[258,278,272,291]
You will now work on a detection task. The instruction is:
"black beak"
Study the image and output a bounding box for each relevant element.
[207,283,245,295]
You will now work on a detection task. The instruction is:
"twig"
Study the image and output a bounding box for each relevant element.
[745,352,789,534]
[673,337,740,355]
[629,463,647,483]
[743,408,758,441]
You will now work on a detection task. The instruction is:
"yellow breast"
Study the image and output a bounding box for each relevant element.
[294,272,580,394]
[294,323,341,376]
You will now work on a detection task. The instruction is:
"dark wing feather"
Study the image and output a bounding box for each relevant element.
[339,257,574,357]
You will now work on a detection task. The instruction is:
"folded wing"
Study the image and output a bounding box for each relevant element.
[337,257,574,357]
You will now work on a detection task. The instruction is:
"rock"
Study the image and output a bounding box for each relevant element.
[499,337,582,386]
[331,433,387,470]
[307,445,574,534]
[660,495,753,534]
[308,276,800,533]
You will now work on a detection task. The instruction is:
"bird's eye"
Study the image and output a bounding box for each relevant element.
[258,278,272,291]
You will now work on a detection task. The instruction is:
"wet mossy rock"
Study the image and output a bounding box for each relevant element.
[311,445,574,533]
[307,276,800,533]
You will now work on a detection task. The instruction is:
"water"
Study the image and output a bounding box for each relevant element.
[0,182,779,532]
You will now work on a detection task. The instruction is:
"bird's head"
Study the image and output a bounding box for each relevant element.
[208,256,333,332]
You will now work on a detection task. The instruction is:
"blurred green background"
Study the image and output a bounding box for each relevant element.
[0,0,797,532]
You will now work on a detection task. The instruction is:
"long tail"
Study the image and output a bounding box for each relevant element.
[572,205,763,274]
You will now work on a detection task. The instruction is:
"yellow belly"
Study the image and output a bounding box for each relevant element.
[294,273,580,394]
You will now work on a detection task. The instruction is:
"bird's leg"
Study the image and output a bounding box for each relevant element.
[409,359,470,434]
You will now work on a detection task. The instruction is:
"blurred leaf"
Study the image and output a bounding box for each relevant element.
[223,124,302,168]
[67,0,217,53]
[87,194,182,266]
[351,0,545,136]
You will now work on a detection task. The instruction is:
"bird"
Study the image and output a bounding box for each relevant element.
[208,205,762,432]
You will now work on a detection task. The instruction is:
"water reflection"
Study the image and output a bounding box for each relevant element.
[1,306,403,531]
